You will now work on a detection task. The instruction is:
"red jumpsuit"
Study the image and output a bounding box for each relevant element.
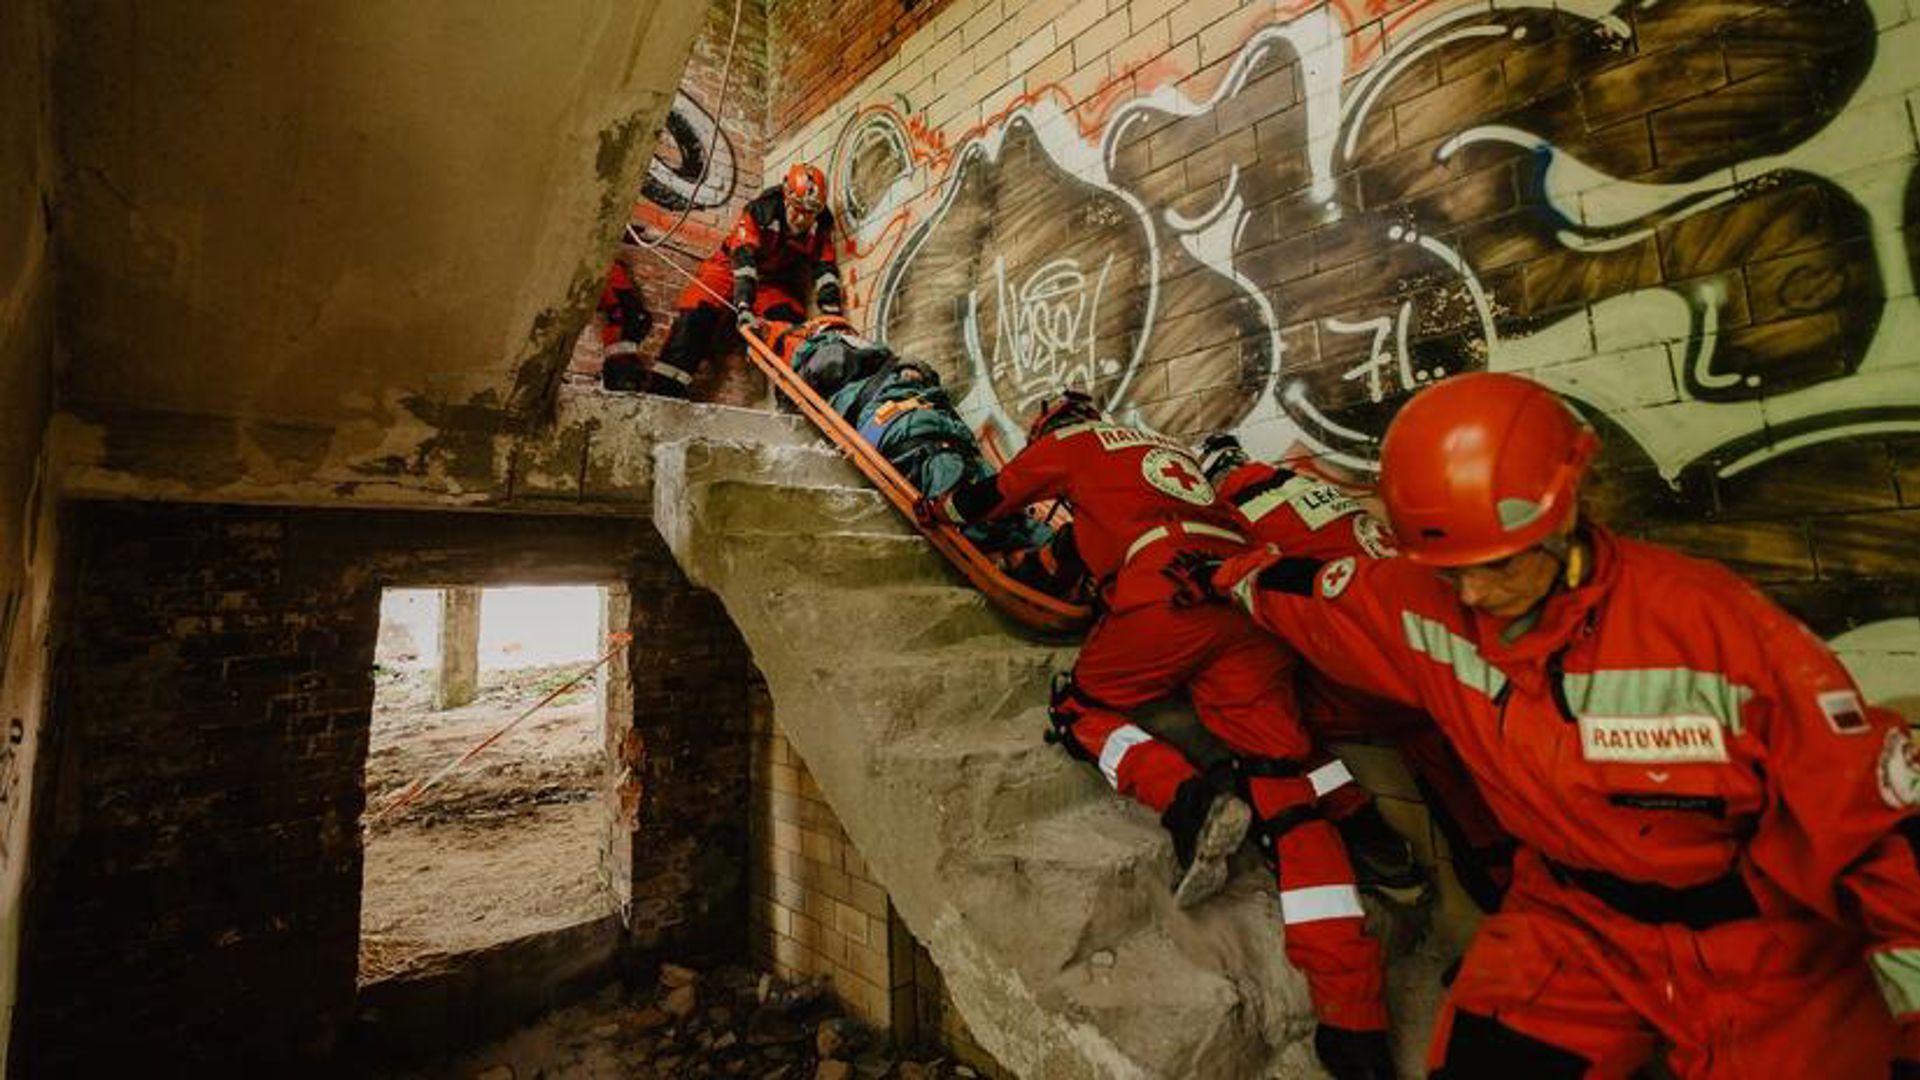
[677,185,840,320]
[1216,461,1513,904]
[596,260,655,391]
[655,186,844,390]
[953,419,1388,1031]
[1221,526,1920,1076]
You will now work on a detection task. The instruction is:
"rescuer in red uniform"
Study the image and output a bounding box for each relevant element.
[1174,374,1920,1079]
[595,259,656,392]
[642,163,843,397]
[1198,433,1514,910]
[921,391,1398,1080]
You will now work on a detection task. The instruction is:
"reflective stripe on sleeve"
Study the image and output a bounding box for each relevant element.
[1871,947,1920,1018]
[1307,759,1356,798]
[1279,884,1365,925]
[653,363,693,385]
[732,265,758,280]
[1097,725,1155,789]
[1401,611,1508,700]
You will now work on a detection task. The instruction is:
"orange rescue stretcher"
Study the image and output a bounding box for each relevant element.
[736,323,1093,636]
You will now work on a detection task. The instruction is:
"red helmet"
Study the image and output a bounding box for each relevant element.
[1378,373,1598,567]
[1027,389,1102,441]
[783,163,828,216]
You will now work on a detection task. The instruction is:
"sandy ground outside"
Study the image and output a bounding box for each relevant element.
[360,664,612,983]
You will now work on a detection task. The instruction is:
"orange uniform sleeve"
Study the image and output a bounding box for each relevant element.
[950,431,1074,523]
[1223,550,1431,710]
[1733,586,1920,1056]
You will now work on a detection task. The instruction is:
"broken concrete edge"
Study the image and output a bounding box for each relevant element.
[49,389,837,515]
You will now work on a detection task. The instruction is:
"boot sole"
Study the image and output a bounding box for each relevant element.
[1173,795,1252,909]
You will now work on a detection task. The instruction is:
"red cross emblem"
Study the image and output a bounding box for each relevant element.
[1160,459,1201,491]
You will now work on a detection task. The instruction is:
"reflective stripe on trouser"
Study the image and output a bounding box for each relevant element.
[1069,597,1387,1030]
[1060,712,1193,813]
[1245,771,1387,1032]
[1426,850,1900,1079]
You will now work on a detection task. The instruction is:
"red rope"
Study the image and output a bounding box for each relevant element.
[365,631,633,828]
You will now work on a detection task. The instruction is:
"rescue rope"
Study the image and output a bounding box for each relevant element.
[364,632,633,829]
[632,0,746,252]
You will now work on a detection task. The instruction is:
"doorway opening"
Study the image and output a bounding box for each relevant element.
[358,584,616,984]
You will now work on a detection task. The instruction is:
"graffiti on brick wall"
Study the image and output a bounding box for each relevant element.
[643,91,737,214]
[838,0,1920,482]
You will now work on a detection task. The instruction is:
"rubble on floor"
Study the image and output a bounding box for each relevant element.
[376,962,989,1080]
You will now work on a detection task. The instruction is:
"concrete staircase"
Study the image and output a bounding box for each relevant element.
[653,421,1438,1079]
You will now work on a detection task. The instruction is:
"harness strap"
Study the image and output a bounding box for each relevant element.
[1542,856,1758,930]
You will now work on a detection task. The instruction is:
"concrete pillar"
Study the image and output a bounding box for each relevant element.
[436,587,481,710]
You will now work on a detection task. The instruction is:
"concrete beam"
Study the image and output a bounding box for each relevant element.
[51,387,840,516]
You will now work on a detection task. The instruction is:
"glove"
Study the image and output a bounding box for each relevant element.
[1163,550,1226,608]
[1213,543,1287,604]
[735,308,761,336]
[1313,1024,1397,1080]
[914,493,962,529]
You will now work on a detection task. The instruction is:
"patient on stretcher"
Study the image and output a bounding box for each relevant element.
[764,317,1088,602]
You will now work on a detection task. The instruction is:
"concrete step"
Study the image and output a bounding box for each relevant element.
[663,437,858,491]
[953,801,1173,974]
[793,644,1073,743]
[711,531,954,589]
[874,709,1106,837]
[698,478,911,539]
[767,585,1022,652]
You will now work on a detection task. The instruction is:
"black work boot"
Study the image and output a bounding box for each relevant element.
[601,354,645,392]
[1161,777,1252,909]
[1314,1024,1398,1080]
[1336,803,1430,906]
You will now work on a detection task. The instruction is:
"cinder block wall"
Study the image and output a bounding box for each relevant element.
[763,0,1920,704]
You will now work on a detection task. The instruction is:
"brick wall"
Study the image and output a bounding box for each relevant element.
[745,679,1006,1076]
[747,678,904,1029]
[12,504,753,1072]
[768,0,964,145]
[570,0,774,405]
[769,0,1920,700]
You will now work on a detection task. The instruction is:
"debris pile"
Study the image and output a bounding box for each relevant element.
[383,962,995,1080]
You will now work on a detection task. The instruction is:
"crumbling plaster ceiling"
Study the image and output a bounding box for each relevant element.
[50,1,701,445]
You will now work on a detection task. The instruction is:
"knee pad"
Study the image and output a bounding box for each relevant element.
[1043,673,1098,764]
[1434,1011,1589,1080]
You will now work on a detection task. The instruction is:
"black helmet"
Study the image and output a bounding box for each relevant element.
[1197,432,1249,484]
[1027,389,1102,441]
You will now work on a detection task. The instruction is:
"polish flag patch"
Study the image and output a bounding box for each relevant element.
[1819,689,1869,735]
[1578,715,1729,764]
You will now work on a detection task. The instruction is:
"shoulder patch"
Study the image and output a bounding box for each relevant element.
[1877,728,1920,809]
[1820,689,1870,735]
[1286,480,1362,531]
[1141,449,1214,505]
[1352,514,1398,559]
[1318,556,1357,599]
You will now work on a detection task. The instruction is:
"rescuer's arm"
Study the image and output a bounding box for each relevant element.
[1735,585,1920,1063]
[725,210,764,330]
[1209,548,1432,710]
[918,432,1070,527]
[812,214,844,315]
